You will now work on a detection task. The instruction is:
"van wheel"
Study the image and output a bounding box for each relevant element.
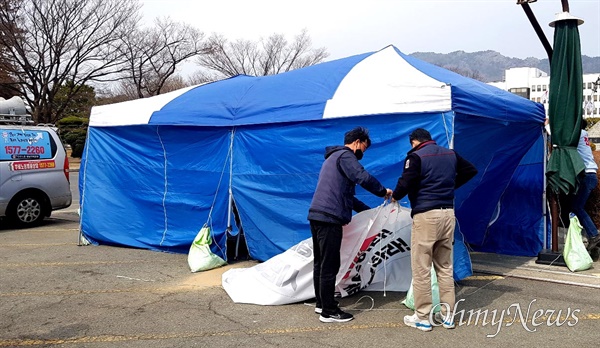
[7,193,47,227]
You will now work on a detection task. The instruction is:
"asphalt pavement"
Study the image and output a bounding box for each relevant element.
[0,159,598,347]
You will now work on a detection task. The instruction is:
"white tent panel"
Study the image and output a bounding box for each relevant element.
[323,46,451,118]
[89,86,196,127]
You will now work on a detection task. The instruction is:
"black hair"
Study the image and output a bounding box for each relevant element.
[582,118,588,130]
[344,126,371,148]
[409,128,432,143]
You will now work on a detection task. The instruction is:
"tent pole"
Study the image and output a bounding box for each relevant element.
[227,191,232,231]
[226,129,234,231]
[77,130,92,246]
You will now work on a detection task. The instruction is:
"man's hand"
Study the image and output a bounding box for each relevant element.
[384,188,393,200]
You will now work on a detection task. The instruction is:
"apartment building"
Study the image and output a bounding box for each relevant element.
[489,67,600,117]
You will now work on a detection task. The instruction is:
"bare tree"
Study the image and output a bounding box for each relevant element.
[0,44,16,99]
[110,73,192,102]
[0,0,19,98]
[187,69,221,86]
[120,17,210,98]
[198,29,329,78]
[0,0,140,123]
[444,65,486,82]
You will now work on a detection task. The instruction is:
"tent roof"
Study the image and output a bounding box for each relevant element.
[90,45,545,127]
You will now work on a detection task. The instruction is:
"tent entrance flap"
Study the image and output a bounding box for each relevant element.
[224,128,249,261]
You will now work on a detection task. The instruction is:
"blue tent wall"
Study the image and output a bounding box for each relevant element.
[232,112,448,261]
[472,132,546,255]
[452,113,543,255]
[230,111,474,279]
[81,126,231,257]
[81,111,462,260]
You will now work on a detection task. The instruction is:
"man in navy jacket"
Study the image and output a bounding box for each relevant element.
[308,126,392,323]
[392,128,477,331]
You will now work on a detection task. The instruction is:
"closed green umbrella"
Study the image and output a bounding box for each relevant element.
[546,13,585,195]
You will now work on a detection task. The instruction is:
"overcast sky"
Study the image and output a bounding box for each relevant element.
[139,0,600,63]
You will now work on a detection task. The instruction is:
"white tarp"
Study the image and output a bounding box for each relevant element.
[222,202,413,305]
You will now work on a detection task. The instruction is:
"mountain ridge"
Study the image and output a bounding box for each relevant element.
[408,50,600,82]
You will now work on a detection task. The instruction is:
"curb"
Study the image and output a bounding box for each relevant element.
[470,252,600,289]
[68,157,80,172]
[472,266,600,289]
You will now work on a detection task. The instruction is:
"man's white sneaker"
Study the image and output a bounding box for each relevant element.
[403,314,432,332]
[434,312,456,329]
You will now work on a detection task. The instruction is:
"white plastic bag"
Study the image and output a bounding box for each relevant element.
[563,215,593,272]
[188,226,227,272]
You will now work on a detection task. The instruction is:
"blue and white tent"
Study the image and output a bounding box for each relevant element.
[80,45,546,280]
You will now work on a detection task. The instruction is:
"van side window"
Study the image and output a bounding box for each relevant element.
[0,128,57,161]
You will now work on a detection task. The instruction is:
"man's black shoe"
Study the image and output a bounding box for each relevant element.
[587,235,600,251]
[314,300,337,314]
[590,246,600,262]
[319,309,354,323]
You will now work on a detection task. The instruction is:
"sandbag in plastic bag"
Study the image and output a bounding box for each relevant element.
[563,214,593,272]
[188,226,227,272]
[402,266,441,313]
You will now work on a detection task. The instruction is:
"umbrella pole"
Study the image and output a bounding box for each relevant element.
[518,2,553,63]
[549,192,559,252]
[537,132,566,266]
[542,130,548,250]
[537,190,566,266]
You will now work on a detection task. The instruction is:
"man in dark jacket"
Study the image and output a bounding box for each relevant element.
[308,126,392,323]
[392,128,477,332]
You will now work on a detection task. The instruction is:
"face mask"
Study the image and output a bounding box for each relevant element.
[354,149,364,160]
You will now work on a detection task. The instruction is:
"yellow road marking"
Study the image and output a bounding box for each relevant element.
[0,243,78,247]
[0,260,152,268]
[465,275,505,280]
[2,324,399,347]
[0,284,206,297]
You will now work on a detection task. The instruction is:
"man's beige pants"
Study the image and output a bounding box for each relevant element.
[411,208,455,320]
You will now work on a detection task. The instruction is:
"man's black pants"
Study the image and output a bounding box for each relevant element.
[310,220,343,314]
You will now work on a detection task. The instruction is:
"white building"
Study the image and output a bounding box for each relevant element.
[489,67,600,117]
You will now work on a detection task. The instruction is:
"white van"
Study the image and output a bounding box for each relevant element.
[0,125,72,227]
